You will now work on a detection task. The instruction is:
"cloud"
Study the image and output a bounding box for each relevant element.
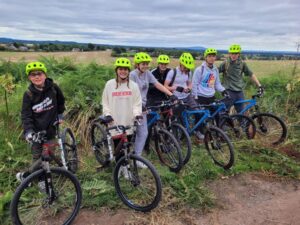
[0,0,299,51]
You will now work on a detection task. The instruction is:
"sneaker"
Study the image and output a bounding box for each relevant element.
[38,181,46,193]
[16,172,25,182]
[118,166,131,180]
[136,161,147,169]
[194,131,204,140]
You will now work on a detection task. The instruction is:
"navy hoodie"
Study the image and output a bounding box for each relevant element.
[21,78,65,139]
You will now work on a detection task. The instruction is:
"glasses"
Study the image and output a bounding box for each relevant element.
[29,71,44,77]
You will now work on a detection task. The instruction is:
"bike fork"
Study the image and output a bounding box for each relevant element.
[58,138,68,170]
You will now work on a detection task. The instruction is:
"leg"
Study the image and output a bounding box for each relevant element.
[134,114,148,156]
[227,90,245,113]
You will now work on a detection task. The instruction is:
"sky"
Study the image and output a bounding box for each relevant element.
[0,0,299,51]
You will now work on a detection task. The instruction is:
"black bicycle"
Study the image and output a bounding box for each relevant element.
[10,131,82,225]
[90,116,162,212]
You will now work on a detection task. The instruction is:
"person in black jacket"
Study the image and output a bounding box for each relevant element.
[146,54,171,106]
[16,61,65,183]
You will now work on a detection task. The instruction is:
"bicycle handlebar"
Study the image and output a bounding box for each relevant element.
[146,100,177,111]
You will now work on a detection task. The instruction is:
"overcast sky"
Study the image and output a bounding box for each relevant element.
[0,0,299,51]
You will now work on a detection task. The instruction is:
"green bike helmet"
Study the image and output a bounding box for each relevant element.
[179,52,195,70]
[114,57,131,70]
[157,54,170,64]
[204,48,217,57]
[26,61,47,76]
[229,44,241,53]
[134,52,152,64]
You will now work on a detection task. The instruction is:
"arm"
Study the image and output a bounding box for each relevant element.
[214,70,225,92]
[243,63,261,87]
[54,84,66,115]
[250,74,262,87]
[101,84,112,116]
[155,82,174,96]
[164,79,176,92]
[133,85,142,117]
[21,93,34,134]
[164,70,177,92]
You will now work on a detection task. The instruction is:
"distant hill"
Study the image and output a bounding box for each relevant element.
[0,37,299,56]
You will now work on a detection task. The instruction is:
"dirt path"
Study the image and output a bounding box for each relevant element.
[72,173,300,225]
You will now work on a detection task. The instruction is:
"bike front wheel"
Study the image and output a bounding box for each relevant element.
[113,154,162,212]
[204,126,235,170]
[252,113,287,145]
[61,128,78,173]
[10,167,82,225]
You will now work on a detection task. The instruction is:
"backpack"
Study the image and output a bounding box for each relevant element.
[169,68,193,86]
[223,59,245,76]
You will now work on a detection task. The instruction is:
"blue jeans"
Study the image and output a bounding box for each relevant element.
[226,90,245,113]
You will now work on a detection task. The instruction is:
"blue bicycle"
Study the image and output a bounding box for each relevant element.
[145,102,184,173]
[146,101,192,165]
[233,92,287,145]
[178,103,235,170]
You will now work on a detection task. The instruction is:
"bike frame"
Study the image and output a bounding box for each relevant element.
[234,97,259,115]
[181,109,211,135]
[105,125,133,162]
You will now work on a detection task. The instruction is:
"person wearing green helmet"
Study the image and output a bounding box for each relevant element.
[192,48,228,140]
[102,57,143,172]
[164,52,198,109]
[147,54,171,106]
[17,61,65,183]
[130,52,177,159]
[219,44,263,112]
[102,57,142,129]
[192,48,228,103]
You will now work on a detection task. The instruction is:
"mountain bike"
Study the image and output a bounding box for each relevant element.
[146,103,184,172]
[233,92,287,145]
[177,103,235,170]
[146,100,192,165]
[90,116,162,212]
[10,131,82,225]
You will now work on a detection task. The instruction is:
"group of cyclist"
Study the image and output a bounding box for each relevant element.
[17,43,264,182]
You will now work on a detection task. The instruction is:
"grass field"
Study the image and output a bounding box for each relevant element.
[0,51,298,78]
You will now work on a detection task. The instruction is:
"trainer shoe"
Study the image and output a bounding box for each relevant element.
[38,181,47,193]
[136,161,147,169]
[16,172,26,182]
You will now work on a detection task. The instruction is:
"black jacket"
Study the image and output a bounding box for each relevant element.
[21,78,65,139]
[147,67,170,106]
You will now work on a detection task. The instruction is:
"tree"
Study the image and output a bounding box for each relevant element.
[87,43,95,51]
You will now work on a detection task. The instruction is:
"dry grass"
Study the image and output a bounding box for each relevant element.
[1,51,297,78]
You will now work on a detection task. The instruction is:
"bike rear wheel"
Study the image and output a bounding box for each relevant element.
[155,127,183,173]
[219,114,256,142]
[61,128,78,173]
[252,113,287,145]
[90,122,110,166]
[204,126,235,170]
[10,168,82,225]
[114,154,162,212]
[168,122,192,165]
